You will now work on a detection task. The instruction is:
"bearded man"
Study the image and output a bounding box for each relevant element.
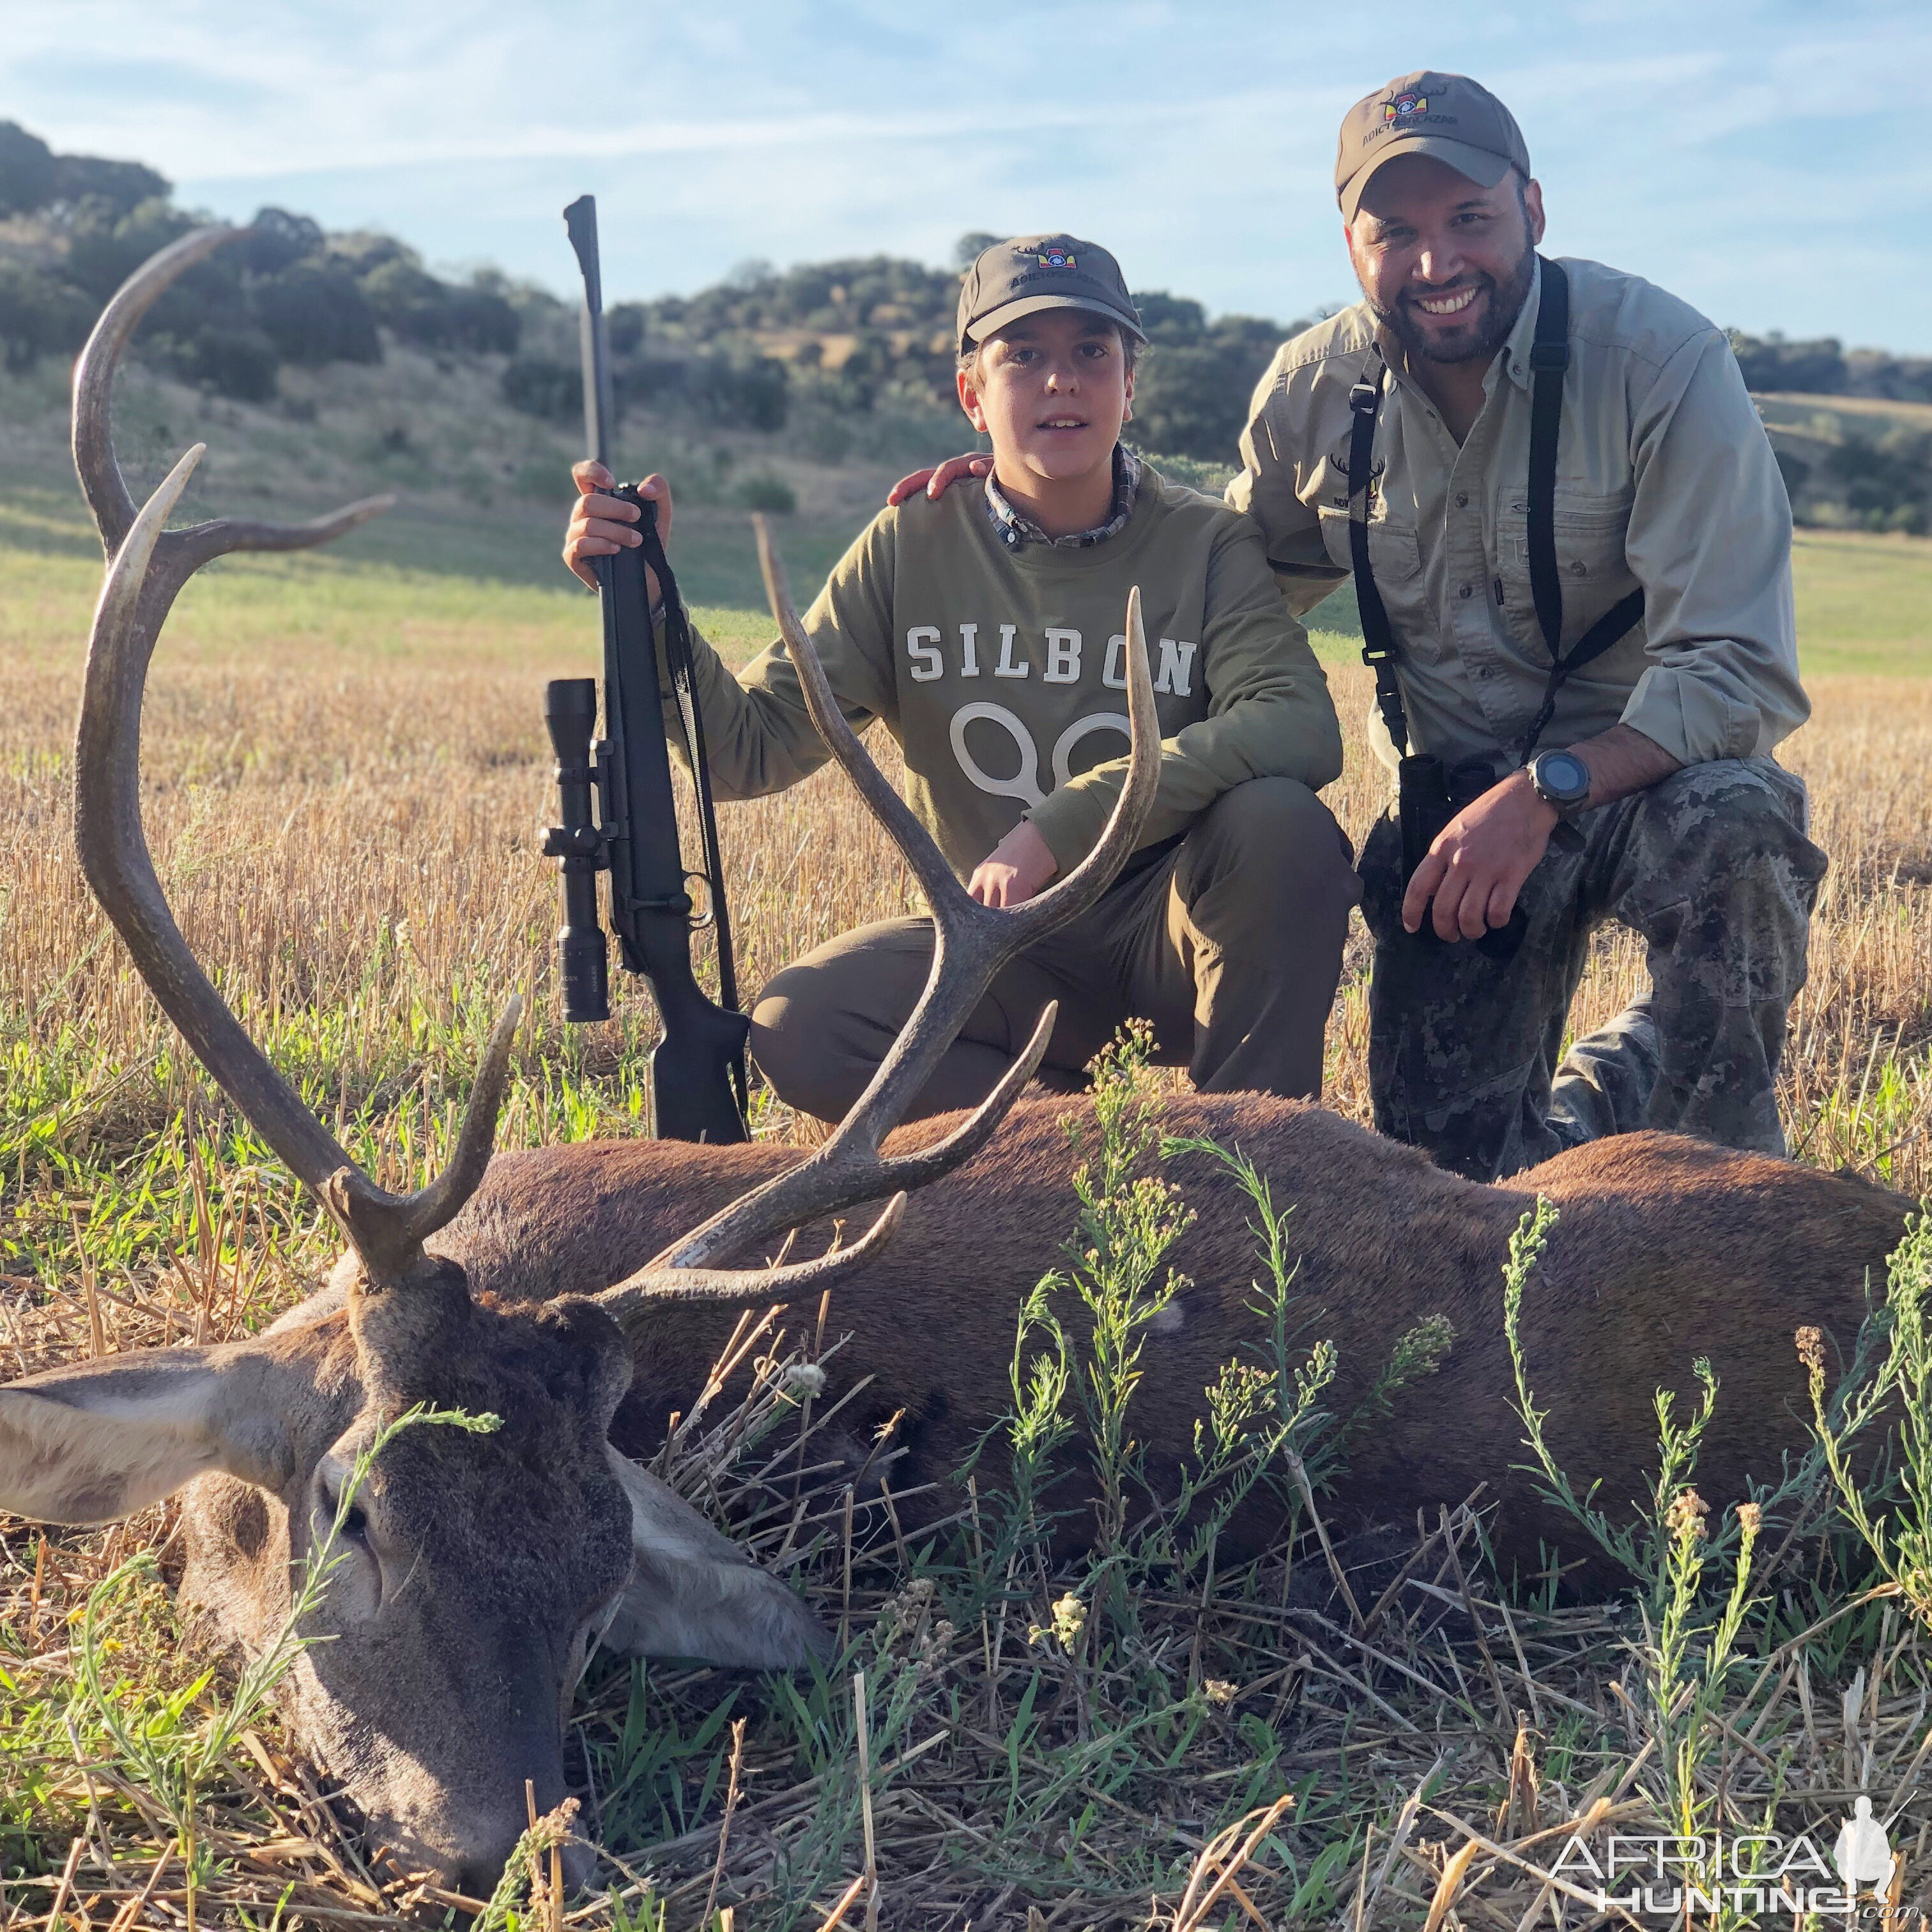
[896,72,1821,1182]
[1223,69,1821,1179]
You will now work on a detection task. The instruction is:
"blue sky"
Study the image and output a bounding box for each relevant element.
[8,1,1929,349]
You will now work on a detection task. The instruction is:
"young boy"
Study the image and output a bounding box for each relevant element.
[564,234,1356,1124]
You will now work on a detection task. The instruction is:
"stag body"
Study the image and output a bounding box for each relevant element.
[0,225,1910,1896]
[425,1100,1906,1558]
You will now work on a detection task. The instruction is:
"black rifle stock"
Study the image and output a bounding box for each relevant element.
[544,194,749,1144]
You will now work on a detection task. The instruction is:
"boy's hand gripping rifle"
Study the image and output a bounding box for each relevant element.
[542,194,750,1143]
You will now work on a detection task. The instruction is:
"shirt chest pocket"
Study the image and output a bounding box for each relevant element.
[1493,490,1637,653]
[1316,504,1438,658]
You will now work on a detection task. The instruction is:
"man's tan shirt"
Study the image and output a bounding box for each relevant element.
[1229,255,1809,774]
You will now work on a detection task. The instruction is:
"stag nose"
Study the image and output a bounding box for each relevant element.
[448,1814,596,1903]
[559,1834,597,1896]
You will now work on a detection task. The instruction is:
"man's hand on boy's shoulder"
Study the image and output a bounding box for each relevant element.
[885,452,990,509]
[968,820,1059,908]
[564,461,673,598]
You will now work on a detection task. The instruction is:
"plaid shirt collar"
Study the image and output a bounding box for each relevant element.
[983,445,1141,553]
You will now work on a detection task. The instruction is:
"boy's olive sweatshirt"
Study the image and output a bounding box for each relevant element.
[669,462,1344,881]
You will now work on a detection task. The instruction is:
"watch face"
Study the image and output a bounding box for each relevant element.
[1537,751,1591,804]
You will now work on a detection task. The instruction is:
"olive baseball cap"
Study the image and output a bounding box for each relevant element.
[956,234,1146,355]
[1335,71,1531,224]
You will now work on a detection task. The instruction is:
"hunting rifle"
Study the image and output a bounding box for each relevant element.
[542,194,749,1142]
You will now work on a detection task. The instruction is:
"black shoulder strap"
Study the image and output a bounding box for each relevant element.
[1524,255,1572,663]
[1518,256,1645,760]
[1346,352,1412,757]
[635,503,745,1076]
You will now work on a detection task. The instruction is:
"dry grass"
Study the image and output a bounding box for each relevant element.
[3,546,1932,1926]
[4,646,1928,1199]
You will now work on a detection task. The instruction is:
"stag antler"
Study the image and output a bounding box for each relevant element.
[73,227,519,1285]
[594,521,1162,1325]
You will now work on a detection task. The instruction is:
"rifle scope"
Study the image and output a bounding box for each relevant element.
[541,677,611,1023]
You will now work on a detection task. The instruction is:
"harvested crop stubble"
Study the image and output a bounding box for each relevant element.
[3,656,1929,1187]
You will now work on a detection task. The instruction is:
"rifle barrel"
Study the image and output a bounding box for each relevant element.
[563,194,616,470]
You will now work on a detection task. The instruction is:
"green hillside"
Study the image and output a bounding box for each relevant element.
[4,112,1930,656]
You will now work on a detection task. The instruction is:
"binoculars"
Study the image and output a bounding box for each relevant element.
[1398,754,1528,962]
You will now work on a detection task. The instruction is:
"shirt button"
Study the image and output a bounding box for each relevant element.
[1459,583,1474,599]
[1455,493,1469,509]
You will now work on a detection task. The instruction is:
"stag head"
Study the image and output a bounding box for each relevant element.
[0,226,1159,1891]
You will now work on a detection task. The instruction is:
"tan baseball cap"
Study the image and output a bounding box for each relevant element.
[1335,71,1531,224]
[956,234,1146,355]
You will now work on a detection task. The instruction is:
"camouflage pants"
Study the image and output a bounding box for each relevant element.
[1358,758,1827,1182]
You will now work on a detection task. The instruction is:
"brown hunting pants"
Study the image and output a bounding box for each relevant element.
[749,776,1361,1124]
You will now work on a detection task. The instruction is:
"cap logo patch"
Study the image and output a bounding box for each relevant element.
[1383,91,1428,123]
[1038,246,1077,269]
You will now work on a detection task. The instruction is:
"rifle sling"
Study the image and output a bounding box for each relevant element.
[1344,257,1646,767]
[635,501,748,1114]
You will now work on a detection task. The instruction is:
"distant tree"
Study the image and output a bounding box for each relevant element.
[0,122,57,217]
[241,207,325,275]
[328,231,420,277]
[691,351,788,431]
[733,471,796,512]
[63,196,197,302]
[1130,310,1299,462]
[1731,332,1848,395]
[359,257,452,342]
[447,277,519,354]
[613,356,688,412]
[1844,347,1932,406]
[502,356,581,421]
[0,264,93,369]
[608,302,647,355]
[954,231,1000,268]
[1823,427,1932,530]
[1133,289,1208,341]
[253,261,380,364]
[51,152,169,215]
[167,323,280,402]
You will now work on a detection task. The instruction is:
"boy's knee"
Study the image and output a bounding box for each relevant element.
[749,963,856,1120]
[1190,778,1359,915]
[748,919,940,1121]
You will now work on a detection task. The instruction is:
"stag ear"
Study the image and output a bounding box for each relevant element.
[0,1346,305,1525]
[601,1448,834,1670]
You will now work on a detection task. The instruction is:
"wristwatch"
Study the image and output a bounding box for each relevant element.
[1527,748,1593,820]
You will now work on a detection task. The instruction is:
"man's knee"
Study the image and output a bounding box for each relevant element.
[1186,777,1360,917]
[1638,761,1816,869]
[1626,760,1827,927]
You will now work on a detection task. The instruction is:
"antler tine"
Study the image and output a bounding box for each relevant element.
[72,234,514,1285]
[754,521,966,917]
[73,222,392,571]
[598,1196,906,1337]
[590,528,1159,1315]
[73,226,234,553]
